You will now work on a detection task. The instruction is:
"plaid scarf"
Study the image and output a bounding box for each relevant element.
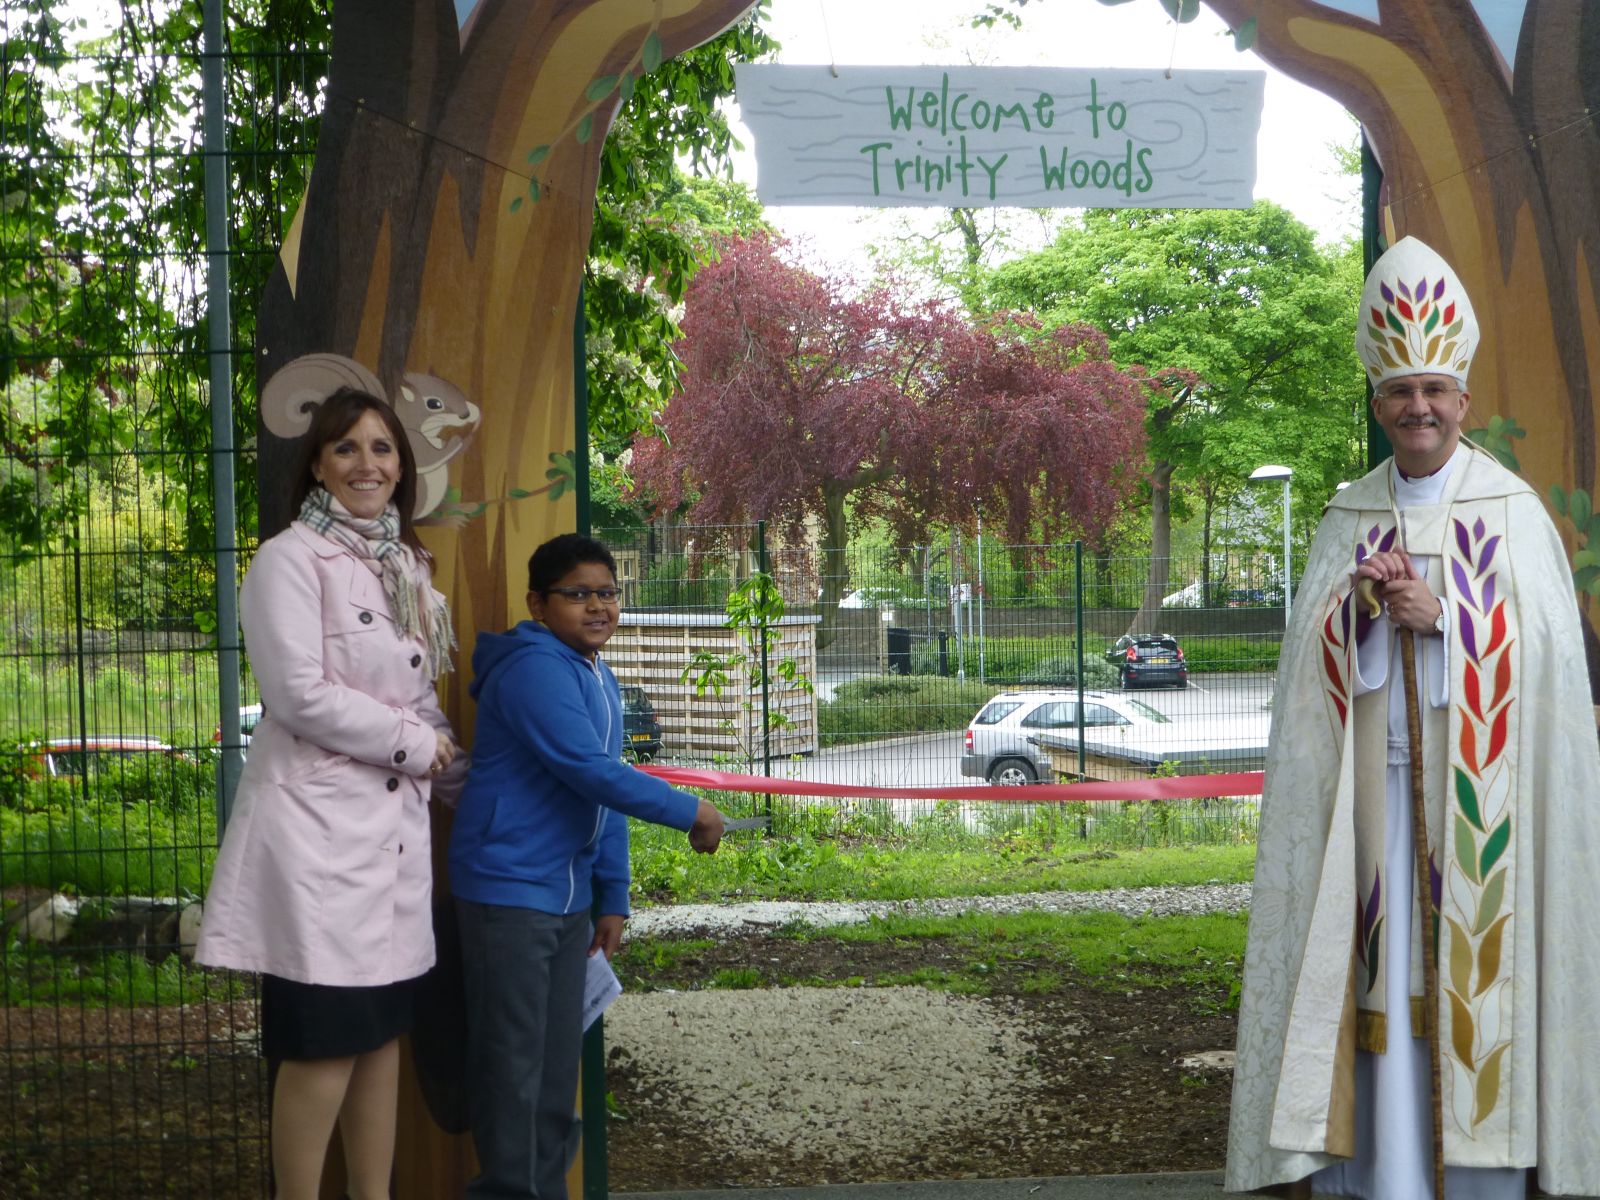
[297,487,455,679]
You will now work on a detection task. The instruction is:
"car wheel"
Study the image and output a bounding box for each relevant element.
[988,758,1037,786]
[1178,677,1189,689]
[1119,671,1130,691]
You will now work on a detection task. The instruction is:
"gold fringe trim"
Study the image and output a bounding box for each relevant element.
[1355,999,1428,1053]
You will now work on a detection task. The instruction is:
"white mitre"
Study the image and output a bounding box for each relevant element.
[1356,235,1478,388]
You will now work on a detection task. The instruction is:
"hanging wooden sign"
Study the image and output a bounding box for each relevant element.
[736,64,1264,209]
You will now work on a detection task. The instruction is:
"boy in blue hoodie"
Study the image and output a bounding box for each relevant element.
[449,534,724,1200]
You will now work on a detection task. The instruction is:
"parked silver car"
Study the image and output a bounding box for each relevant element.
[960,689,1171,785]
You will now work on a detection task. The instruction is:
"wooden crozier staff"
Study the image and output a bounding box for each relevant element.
[1358,576,1446,1199]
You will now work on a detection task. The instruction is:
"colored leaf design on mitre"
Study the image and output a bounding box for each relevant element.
[1362,272,1470,376]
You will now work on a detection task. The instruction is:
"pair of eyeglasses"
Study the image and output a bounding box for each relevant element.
[546,586,622,604]
[1375,383,1459,402]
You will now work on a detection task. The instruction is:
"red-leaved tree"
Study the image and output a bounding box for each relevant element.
[632,234,1149,647]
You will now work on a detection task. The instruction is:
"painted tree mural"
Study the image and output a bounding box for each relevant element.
[1193,0,1600,634]
[254,0,759,724]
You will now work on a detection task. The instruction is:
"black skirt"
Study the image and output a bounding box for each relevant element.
[260,973,419,1061]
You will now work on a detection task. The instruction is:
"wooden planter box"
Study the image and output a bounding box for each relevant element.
[606,612,819,760]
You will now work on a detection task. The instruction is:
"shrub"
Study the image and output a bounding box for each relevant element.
[818,675,1003,746]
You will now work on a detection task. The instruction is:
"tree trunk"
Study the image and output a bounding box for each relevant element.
[254,0,754,722]
[1129,459,1175,634]
[816,483,849,650]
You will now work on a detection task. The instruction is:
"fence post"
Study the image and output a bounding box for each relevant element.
[1074,540,1087,784]
[201,0,243,825]
[757,520,773,830]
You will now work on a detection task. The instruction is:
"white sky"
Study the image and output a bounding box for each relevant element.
[729,0,1360,273]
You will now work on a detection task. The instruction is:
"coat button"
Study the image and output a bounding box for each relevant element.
[410,654,422,668]
[394,750,407,764]
[359,611,373,624]
[386,777,399,792]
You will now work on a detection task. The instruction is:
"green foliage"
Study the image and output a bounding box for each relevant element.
[627,815,1255,905]
[1,947,248,1009]
[1548,481,1600,596]
[0,801,217,897]
[818,675,1003,746]
[1466,415,1525,472]
[633,553,734,608]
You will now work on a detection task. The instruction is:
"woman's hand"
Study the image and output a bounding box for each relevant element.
[429,729,456,776]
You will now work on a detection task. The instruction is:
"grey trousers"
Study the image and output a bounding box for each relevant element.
[457,899,590,1200]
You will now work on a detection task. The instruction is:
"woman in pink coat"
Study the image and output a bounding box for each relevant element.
[197,387,463,1200]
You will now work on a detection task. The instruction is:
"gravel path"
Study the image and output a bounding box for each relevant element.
[626,882,1251,937]
[609,882,1250,1178]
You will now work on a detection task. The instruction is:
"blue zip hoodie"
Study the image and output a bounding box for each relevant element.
[448,621,699,916]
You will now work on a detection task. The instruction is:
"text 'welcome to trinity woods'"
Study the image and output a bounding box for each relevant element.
[861,76,1164,201]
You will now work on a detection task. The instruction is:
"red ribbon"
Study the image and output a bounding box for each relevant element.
[638,763,1263,804]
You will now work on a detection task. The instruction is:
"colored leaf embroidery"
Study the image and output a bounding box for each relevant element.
[1474,868,1506,935]
[1459,718,1480,777]
[1482,573,1496,613]
[1474,1043,1511,1127]
[1459,607,1479,662]
[1448,988,1476,1068]
[1447,914,1473,998]
[1463,664,1484,724]
[1454,518,1472,561]
[1486,603,1507,655]
[1476,913,1511,996]
[1486,704,1509,765]
[1455,814,1481,884]
[1477,534,1500,573]
[1365,921,1383,995]
[1491,642,1511,708]
[1452,560,1476,609]
[1480,815,1511,876]
[1454,767,1484,831]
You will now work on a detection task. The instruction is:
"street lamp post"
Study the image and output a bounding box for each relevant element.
[1250,465,1294,627]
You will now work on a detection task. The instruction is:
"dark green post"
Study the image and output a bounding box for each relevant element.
[1362,131,1391,471]
[575,289,607,1200]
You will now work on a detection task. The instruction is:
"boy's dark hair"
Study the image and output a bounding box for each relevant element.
[527,534,617,594]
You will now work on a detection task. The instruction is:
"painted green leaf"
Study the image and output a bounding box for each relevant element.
[508,488,533,499]
[1454,814,1480,884]
[1479,815,1511,877]
[527,145,550,165]
[1474,868,1506,935]
[548,478,568,501]
[1231,16,1257,50]
[620,71,635,104]
[1579,565,1600,593]
[1454,767,1483,832]
[642,30,664,72]
[528,177,542,203]
[509,196,523,213]
[586,75,619,101]
[1586,511,1600,544]
[576,113,594,144]
[1575,548,1600,569]
[1549,483,1569,516]
[1573,488,1592,529]
[1159,0,1201,21]
[546,467,564,482]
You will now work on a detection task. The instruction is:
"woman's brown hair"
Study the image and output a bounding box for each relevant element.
[287,387,431,565]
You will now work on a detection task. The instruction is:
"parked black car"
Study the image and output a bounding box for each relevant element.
[620,684,664,761]
[1104,634,1188,689]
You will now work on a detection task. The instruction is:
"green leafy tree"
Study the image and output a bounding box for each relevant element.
[984,203,1364,631]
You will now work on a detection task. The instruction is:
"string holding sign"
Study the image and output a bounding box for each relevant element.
[734,64,1263,209]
